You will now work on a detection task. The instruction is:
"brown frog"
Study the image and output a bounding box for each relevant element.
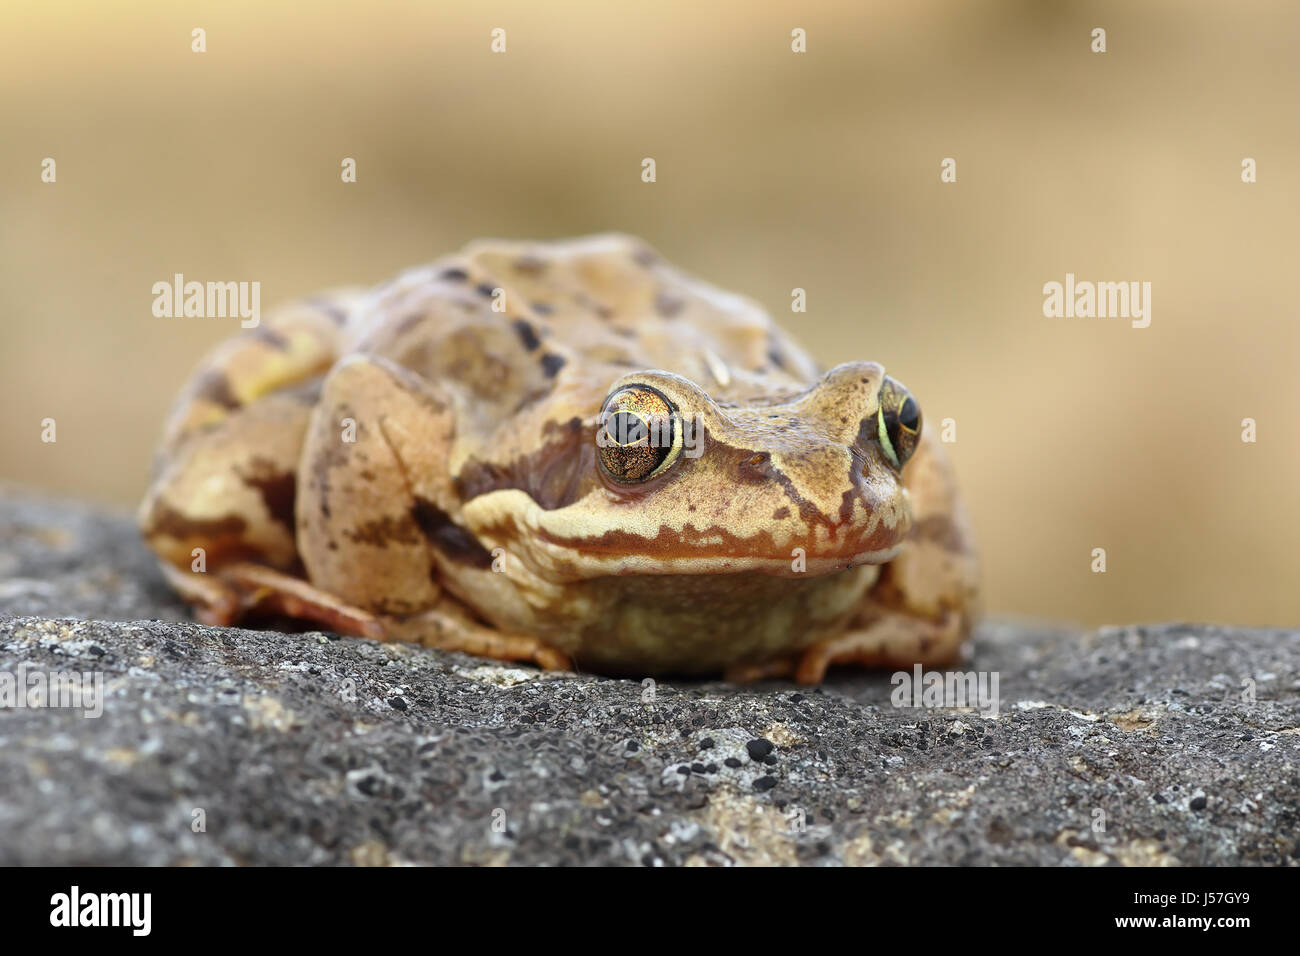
[139,234,979,682]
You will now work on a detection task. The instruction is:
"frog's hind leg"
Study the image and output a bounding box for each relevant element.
[138,293,367,574]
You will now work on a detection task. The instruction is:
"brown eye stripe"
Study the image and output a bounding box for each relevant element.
[457,416,595,511]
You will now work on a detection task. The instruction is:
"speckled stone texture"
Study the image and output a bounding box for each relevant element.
[1,485,1297,866]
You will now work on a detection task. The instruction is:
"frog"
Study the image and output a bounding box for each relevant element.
[138,234,979,683]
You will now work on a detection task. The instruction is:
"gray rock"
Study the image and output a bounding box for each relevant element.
[1,484,1297,865]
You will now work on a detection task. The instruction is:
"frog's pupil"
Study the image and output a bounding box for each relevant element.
[899,396,919,431]
[607,411,648,446]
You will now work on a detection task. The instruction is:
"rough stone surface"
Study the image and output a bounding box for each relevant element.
[1,485,1297,866]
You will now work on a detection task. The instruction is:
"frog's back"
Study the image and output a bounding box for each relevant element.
[152,236,815,467]
[347,234,821,417]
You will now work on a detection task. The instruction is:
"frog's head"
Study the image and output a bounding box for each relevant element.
[462,361,922,580]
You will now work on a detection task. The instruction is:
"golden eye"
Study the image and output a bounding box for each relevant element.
[876,377,922,469]
[596,385,683,483]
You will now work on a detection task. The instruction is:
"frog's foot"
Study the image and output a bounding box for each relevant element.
[386,601,573,673]
[723,657,798,684]
[161,561,384,640]
[792,610,967,685]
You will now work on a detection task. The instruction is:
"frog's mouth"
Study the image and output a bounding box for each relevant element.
[464,489,909,581]
[533,536,907,580]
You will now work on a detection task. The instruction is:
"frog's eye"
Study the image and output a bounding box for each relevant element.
[596,385,683,483]
[876,378,922,469]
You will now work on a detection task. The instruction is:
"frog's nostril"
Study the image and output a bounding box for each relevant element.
[736,451,773,483]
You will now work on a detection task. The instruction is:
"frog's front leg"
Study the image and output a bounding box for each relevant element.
[296,353,572,672]
[385,601,573,672]
[791,431,980,684]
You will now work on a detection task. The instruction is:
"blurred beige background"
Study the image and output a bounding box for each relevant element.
[2,0,1297,628]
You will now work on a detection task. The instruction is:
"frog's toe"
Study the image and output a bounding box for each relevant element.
[387,602,573,674]
[158,561,241,627]
[723,657,797,684]
[429,627,574,673]
[223,563,386,640]
[168,561,385,640]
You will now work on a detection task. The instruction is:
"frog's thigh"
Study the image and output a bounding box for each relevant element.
[138,390,316,572]
[384,600,573,673]
[297,354,458,616]
[795,431,980,684]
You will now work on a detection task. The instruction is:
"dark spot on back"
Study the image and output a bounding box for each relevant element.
[307,297,348,324]
[194,370,241,410]
[410,498,493,568]
[654,291,685,318]
[531,302,553,315]
[514,255,547,276]
[274,378,323,405]
[768,348,788,371]
[772,506,791,520]
[476,282,497,298]
[396,311,426,336]
[439,267,469,282]
[252,327,291,350]
[576,292,613,319]
[512,318,542,351]
[541,353,566,377]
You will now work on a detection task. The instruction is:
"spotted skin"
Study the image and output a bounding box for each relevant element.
[139,234,979,681]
